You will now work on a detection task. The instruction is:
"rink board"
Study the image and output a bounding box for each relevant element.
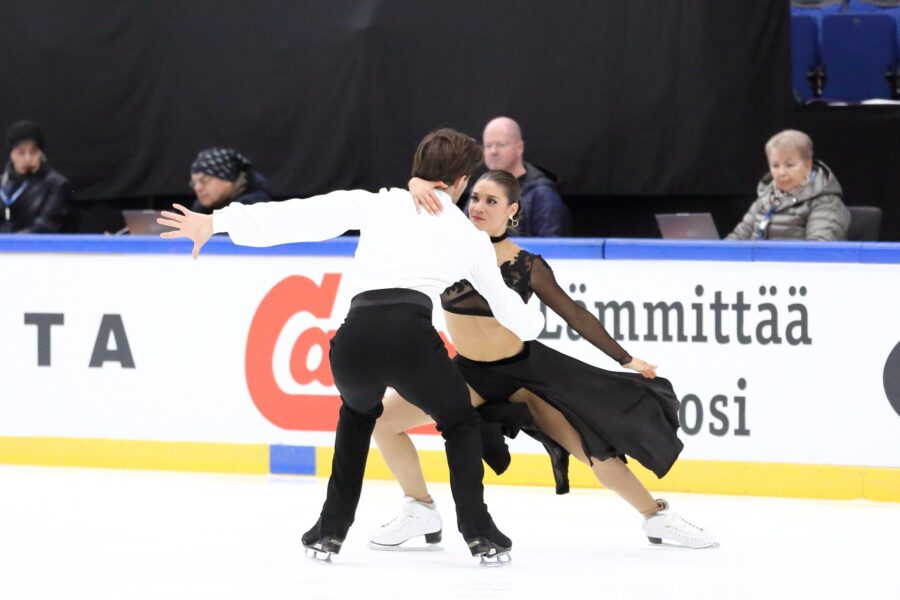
[1,436,898,502]
[1,235,898,501]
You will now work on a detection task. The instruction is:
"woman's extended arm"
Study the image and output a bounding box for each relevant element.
[530,256,657,378]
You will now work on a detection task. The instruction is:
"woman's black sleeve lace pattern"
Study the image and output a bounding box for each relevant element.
[500,251,535,303]
[530,255,632,365]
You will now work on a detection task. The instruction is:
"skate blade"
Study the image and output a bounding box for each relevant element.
[478,550,512,567]
[367,541,444,553]
[304,547,334,563]
[647,536,719,550]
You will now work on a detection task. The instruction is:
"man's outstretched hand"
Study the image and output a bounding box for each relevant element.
[157,204,213,259]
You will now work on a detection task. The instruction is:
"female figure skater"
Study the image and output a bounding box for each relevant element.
[370,170,716,550]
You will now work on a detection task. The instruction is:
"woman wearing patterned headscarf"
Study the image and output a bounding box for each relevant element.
[189,147,271,213]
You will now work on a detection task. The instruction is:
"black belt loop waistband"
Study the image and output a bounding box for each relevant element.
[350,288,433,311]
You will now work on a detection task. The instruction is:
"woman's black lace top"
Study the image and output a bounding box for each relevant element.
[440,250,631,365]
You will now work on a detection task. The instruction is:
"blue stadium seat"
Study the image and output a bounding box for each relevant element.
[846,1,900,58]
[792,1,846,23]
[846,1,900,13]
[821,14,899,100]
[792,16,823,100]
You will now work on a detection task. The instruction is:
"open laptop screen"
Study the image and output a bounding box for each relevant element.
[122,210,167,236]
[655,213,720,240]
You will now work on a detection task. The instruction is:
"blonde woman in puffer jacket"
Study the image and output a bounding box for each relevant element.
[727,129,850,241]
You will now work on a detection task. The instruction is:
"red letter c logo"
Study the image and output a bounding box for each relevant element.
[245,274,342,430]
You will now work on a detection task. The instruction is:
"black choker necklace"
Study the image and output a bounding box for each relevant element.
[490,231,509,243]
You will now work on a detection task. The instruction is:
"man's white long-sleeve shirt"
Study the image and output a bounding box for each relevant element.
[212,188,544,341]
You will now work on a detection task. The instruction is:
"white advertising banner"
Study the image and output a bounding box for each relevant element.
[2,249,899,468]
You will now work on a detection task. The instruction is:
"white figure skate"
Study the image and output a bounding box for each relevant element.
[642,499,718,549]
[368,497,443,550]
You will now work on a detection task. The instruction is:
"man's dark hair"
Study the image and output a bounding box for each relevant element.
[411,128,483,186]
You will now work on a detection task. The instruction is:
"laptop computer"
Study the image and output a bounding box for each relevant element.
[655,212,720,240]
[121,209,168,236]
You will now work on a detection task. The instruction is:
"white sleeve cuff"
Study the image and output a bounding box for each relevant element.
[211,208,231,234]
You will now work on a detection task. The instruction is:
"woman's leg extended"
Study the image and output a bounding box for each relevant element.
[372,390,434,501]
[373,386,486,502]
[509,388,660,516]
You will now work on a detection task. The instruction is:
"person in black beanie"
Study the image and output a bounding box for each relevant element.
[189,147,271,214]
[1,120,71,233]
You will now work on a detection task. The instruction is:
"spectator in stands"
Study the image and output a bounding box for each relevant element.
[0,120,70,233]
[481,116,569,236]
[189,147,271,214]
[727,129,850,240]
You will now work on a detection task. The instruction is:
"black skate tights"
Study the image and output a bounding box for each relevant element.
[314,289,492,540]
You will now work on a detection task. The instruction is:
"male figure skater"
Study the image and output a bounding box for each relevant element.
[158,129,544,565]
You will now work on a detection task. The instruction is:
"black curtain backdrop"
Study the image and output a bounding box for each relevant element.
[793,105,900,241]
[0,0,792,201]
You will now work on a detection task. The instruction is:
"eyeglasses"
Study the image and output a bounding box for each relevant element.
[483,142,511,151]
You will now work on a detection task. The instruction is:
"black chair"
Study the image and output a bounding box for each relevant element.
[846,206,883,241]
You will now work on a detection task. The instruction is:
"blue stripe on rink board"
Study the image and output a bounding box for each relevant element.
[0,234,360,256]
[269,445,317,475]
[604,239,900,264]
[0,234,603,259]
[750,241,863,263]
[2,235,899,264]
[860,242,900,264]
[604,239,754,262]
[514,238,604,259]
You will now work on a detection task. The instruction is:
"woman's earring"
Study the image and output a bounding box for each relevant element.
[509,217,519,228]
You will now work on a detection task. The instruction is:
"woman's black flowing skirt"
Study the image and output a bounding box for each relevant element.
[456,341,683,478]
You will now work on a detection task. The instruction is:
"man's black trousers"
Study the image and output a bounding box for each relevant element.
[305,289,495,542]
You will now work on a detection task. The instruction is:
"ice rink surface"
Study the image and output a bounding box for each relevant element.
[0,465,896,600]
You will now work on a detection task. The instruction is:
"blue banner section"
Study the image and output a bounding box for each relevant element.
[269,445,316,475]
[604,239,900,264]
[1,235,899,264]
[603,239,753,262]
[514,238,604,259]
[751,242,865,264]
[0,234,601,259]
[0,235,359,257]
[860,243,900,264]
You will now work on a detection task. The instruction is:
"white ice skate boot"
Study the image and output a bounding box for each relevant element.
[642,499,717,549]
[368,497,443,550]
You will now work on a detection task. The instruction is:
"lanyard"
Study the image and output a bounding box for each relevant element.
[1,181,29,222]
[756,206,775,240]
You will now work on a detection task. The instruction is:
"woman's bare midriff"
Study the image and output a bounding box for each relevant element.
[444,239,529,361]
[445,312,525,361]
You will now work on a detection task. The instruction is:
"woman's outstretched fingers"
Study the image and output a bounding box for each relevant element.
[159,210,183,222]
[157,217,182,229]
